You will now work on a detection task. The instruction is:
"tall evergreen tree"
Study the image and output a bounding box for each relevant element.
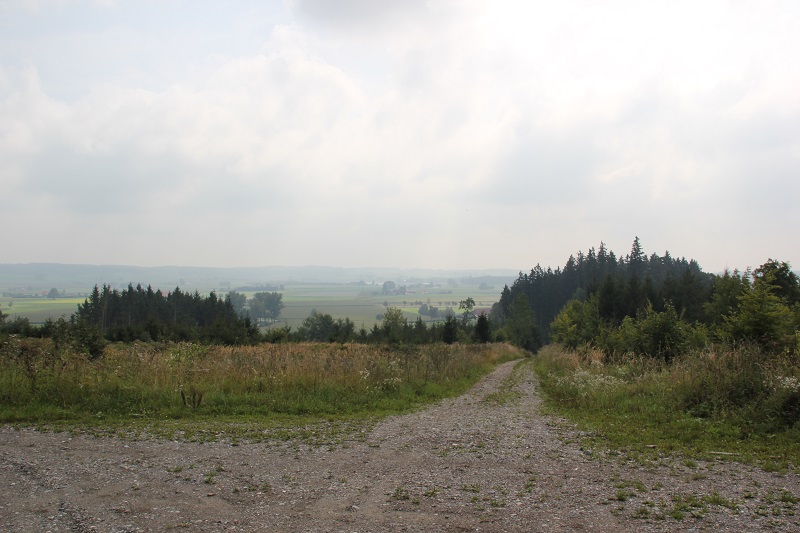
[474,312,491,343]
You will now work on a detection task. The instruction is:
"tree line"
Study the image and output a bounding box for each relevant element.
[0,283,491,354]
[0,284,262,352]
[2,237,797,360]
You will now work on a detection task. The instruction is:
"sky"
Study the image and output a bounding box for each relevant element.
[1,0,798,273]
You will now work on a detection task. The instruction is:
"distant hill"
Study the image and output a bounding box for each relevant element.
[0,263,519,293]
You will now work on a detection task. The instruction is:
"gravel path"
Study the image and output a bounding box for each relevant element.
[1,359,799,531]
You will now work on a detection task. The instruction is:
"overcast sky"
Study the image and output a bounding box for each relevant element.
[1,0,798,273]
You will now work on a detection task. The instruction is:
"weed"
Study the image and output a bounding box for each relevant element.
[614,478,647,493]
[521,476,537,493]
[180,385,204,410]
[670,509,685,520]
[615,489,632,502]
[392,487,410,501]
[670,493,707,519]
[461,483,480,493]
[702,491,738,510]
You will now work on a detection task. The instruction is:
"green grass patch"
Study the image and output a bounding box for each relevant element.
[533,345,800,467]
[0,297,85,323]
[482,359,527,405]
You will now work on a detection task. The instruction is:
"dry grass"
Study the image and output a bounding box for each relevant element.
[0,339,523,423]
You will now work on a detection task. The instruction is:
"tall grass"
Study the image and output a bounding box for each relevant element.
[534,344,800,465]
[0,337,522,423]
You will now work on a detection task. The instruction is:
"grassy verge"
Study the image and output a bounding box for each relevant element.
[533,344,800,469]
[0,339,522,441]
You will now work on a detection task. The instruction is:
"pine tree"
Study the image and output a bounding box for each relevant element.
[442,315,459,344]
[474,313,491,343]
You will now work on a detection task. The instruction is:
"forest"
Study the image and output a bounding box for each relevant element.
[493,237,799,358]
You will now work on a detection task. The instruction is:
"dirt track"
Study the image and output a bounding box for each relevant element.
[2,359,799,532]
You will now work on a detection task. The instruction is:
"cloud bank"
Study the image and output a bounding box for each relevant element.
[1,0,798,271]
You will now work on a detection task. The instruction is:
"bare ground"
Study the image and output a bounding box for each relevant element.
[1,359,799,532]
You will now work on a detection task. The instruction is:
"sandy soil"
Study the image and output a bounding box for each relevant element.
[1,359,799,532]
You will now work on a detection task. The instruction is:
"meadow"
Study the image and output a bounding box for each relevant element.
[0,337,523,433]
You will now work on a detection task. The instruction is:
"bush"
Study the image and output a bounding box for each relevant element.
[591,303,705,361]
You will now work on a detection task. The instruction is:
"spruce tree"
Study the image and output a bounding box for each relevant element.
[474,313,491,343]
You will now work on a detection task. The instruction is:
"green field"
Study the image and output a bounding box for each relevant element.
[0,296,86,323]
[1,282,504,329]
[241,282,501,329]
